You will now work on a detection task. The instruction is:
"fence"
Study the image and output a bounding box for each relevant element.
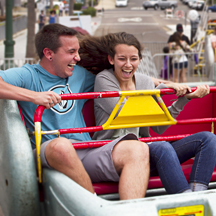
[137,50,215,83]
[0,58,35,70]
[0,52,214,84]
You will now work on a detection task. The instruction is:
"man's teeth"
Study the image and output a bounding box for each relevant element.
[68,64,75,68]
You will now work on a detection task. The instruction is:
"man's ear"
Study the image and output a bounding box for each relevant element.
[108,55,114,65]
[43,48,54,60]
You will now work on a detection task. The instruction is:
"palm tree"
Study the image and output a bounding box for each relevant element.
[50,0,53,9]
[25,0,36,59]
[0,0,4,16]
[69,0,74,16]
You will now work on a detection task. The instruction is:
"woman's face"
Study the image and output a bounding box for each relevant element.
[108,44,140,83]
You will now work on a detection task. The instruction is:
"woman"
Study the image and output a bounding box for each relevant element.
[78,32,216,194]
[49,10,57,24]
[169,31,192,83]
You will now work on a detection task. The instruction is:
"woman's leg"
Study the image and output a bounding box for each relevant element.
[149,141,191,194]
[170,131,216,191]
[173,68,179,83]
[182,61,188,83]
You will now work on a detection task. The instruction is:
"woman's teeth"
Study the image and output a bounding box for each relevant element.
[123,69,132,73]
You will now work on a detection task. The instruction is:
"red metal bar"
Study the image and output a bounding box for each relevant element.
[55,118,216,135]
[34,106,45,122]
[72,134,193,149]
[160,86,216,95]
[60,91,119,100]
[59,126,103,134]
[177,118,216,125]
[34,87,216,122]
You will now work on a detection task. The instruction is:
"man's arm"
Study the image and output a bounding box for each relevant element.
[0,77,61,109]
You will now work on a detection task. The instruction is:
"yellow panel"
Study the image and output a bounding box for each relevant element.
[114,95,166,122]
[111,113,168,125]
[158,204,204,216]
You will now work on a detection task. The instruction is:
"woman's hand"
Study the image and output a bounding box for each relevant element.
[165,82,192,97]
[185,85,210,99]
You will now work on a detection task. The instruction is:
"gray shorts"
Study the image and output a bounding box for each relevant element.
[33,133,138,183]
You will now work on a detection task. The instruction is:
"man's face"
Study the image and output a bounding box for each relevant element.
[51,35,80,78]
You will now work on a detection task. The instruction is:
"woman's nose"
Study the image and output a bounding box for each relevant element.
[125,59,132,67]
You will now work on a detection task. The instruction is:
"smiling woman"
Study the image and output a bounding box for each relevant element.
[78,32,216,196]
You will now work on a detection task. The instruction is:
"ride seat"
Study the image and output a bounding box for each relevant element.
[81,98,195,195]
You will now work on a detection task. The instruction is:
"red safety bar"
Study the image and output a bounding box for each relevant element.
[32,86,216,195]
[34,87,216,148]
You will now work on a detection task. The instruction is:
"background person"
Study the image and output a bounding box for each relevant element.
[210,26,216,61]
[78,32,216,194]
[168,23,191,46]
[49,10,57,24]
[38,10,46,30]
[169,32,192,83]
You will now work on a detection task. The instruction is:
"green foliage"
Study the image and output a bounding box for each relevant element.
[81,7,96,17]
[74,3,83,10]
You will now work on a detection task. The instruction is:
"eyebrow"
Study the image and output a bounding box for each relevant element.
[68,48,76,52]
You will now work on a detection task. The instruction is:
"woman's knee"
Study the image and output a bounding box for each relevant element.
[149,142,176,159]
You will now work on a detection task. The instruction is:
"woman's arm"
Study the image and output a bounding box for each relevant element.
[150,77,191,96]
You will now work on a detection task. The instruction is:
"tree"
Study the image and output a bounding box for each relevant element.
[50,0,53,9]
[0,0,5,16]
[84,0,88,7]
[69,0,74,16]
[25,0,35,59]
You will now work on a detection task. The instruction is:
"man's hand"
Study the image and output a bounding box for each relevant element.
[185,85,210,100]
[32,91,61,109]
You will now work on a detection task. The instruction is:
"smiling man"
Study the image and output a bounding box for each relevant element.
[0,24,150,200]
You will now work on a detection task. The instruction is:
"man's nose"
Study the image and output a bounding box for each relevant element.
[75,53,81,62]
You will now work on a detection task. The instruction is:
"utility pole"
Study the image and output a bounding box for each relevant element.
[0,0,15,69]
[4,0,15,58]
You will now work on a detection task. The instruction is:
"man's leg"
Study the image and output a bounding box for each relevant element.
[112,140,149,200]
[45,137,95,193]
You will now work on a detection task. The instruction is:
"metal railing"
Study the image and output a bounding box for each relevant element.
[0,58,35,70]
[137,50,215,83]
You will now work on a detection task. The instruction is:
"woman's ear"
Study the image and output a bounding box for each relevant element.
[108,55,114,65]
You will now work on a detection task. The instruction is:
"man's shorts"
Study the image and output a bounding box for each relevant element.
[33,133,138,183]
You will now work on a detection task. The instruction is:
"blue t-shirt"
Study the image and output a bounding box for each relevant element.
[0,64,95,149]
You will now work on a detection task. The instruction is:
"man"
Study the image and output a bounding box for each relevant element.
[38,10,46,31]
[0,23,149,200]
[168,23,191,45]
[167,24,191,82]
